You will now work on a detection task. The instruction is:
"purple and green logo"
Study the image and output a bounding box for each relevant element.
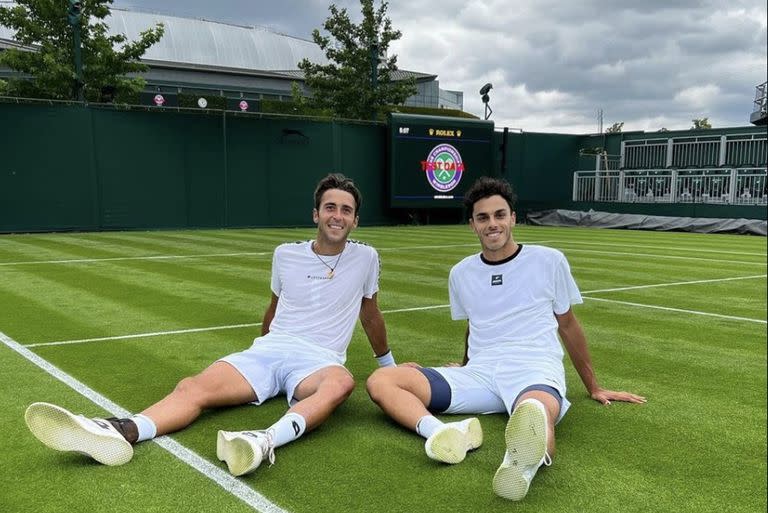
[421,144,464,192]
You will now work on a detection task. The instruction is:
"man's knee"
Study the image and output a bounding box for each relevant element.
[323,372,355,404]
[366,367,401,404]
[173,375,213,404]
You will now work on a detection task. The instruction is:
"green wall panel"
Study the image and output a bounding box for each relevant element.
[0,105,97,232]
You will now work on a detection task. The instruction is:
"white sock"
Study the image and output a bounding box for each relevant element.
[416,415,443,439]
[131,414,157,442]
[269,412,307,448]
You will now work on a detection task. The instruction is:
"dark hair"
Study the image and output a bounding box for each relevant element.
[314,173,362,213]
[463,177,517,218]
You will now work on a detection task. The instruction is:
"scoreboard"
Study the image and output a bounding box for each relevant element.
[388,113,495,208]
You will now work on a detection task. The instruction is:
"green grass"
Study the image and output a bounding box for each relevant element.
[0,225,765,513]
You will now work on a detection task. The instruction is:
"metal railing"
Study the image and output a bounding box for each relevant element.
[573,167,767,205]
[620,132,766,169]
[754,81,767,117]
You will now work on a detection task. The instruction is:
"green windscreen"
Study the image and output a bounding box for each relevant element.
[388,113,494,208]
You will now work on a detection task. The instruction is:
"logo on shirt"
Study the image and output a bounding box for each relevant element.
[491,274,503,286]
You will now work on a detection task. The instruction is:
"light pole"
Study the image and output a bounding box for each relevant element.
[480,83,492,120]
[67,0,84,102]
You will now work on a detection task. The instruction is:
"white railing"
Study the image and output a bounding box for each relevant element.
[754,81,767,118]
[620,132,766,169]
[573,167,767,205]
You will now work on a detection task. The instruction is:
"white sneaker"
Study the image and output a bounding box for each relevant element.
[24,402,133,466]
[217,429,275,477]
[425,417,483,464]
[492,399,551,500]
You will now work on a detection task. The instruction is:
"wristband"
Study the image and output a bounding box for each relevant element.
[375,350,396,367]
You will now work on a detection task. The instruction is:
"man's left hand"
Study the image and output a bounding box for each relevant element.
[591,388,647,405]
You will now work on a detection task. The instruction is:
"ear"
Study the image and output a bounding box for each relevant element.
[511,211,517,227]
[352,215,359,229]
[312,209,319,224]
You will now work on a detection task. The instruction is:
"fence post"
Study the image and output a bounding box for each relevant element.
[670,169,678,203]
[594,172,599,202]
[618,170,625,203]
[620,140,626,168]
[666,139,674,167]
[719,135,727,166]
[572,172,578,201]
[728,168,737,204]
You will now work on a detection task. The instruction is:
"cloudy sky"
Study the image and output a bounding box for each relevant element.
[113,0,766,133]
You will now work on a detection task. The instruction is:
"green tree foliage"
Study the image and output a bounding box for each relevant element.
[605,121,624,133]
[298,0,416,120]
[0,0,163,101]
[691,117,712,129]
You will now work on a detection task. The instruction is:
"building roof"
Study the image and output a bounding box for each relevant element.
[272,69,437,82]
[0,3,329,72]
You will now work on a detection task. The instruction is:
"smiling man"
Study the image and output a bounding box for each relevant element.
[25,173,395,477]
[366,176,645,501]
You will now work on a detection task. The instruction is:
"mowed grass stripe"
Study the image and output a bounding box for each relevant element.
[586,275,766,319]
[2,262,265,343]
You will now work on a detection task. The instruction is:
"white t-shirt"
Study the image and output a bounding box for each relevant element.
[267,240,380,358]
[449,244,582,364]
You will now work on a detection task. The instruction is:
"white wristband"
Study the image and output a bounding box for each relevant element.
[375,350,396,367]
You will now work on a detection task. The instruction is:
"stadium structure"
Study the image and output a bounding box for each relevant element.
[0,3,464,110]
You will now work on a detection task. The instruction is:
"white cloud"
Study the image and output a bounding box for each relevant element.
[674,84,722,109]
[109,0,768,133]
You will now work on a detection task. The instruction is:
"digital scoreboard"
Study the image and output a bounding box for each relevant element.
[388,113,495,208]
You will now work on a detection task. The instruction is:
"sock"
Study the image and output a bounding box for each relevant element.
[269,412,307,448]
[131,414,157,443]
[416,415,443,439]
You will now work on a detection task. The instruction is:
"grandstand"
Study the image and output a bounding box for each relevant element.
[572,128,767,207]
[751,81,767,126]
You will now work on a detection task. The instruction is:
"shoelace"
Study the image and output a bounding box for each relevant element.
[259,429,276,466]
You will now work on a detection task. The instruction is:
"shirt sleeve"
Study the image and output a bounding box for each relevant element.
[270,246,282,296]
[449,265,468,320]
[552,252,583,315]
[362,247,380,298]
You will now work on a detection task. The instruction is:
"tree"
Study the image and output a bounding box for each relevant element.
[298,0,416,120]
[691,117,712,130]
[605,121,624,133]
[0,0,163,102]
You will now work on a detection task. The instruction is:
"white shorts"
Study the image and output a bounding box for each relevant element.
[428,358,571,423]
[219,332,347,406]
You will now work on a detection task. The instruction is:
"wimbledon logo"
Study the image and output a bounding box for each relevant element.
[421,143,465,192]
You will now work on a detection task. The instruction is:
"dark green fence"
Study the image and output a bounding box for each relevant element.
[1,102,764,233]
[0,103,388,232]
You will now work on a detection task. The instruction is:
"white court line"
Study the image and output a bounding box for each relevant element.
[542,239,767,257]
[25,323,264,348]
[0,243,482,267]
[23,273,766,348]
[560,247,765,266]
[0,330,288,513]
[9,238,757,267]
[582,297,767,324]
[583,274,767,294]
[26,304,455,348]
[0,252,271,266]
